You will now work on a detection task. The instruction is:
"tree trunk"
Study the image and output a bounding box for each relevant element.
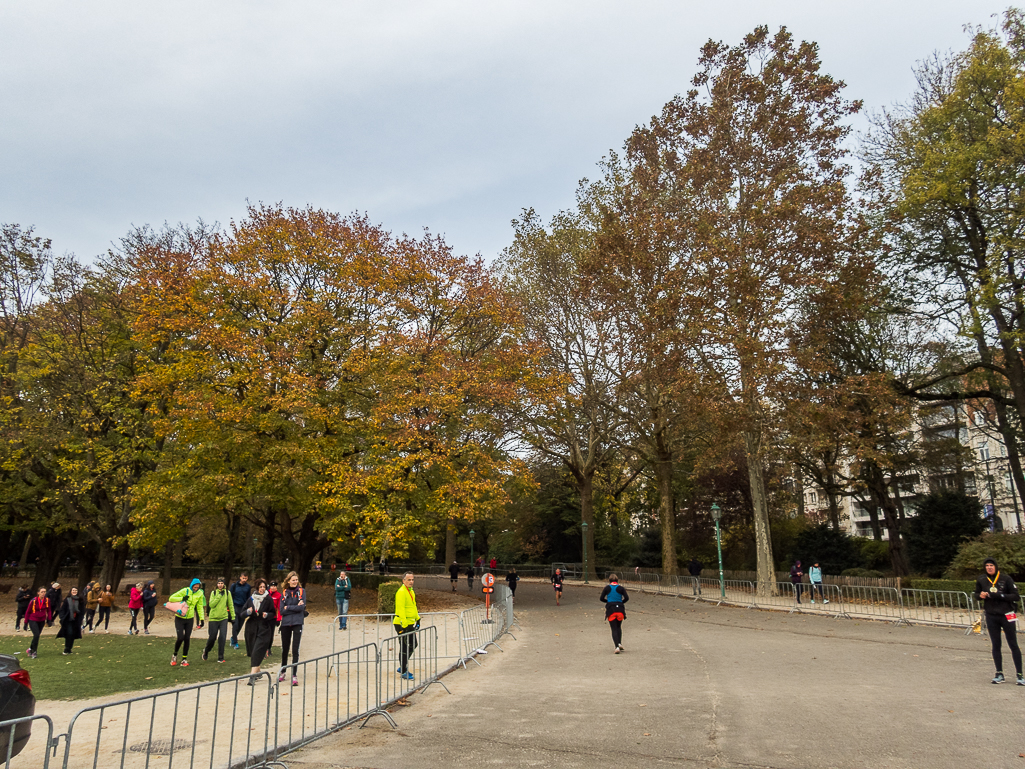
[864,462,909,576]
[173,538,184,568]
[579,472,597,581]
[99,540,130,593]
[261,508,277,580]
[653,458,677,576]
[743,429,775,595]
[445,519,456,566]
[77,542,98,595]
[278,511,329,585]
[32,533,68,592]
[18,534,32,576]
[162,541,173,596]
[861,498,883,541]
[221,511,242,582]
[994,398,1025,531]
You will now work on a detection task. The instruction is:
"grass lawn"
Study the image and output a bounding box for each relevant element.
[0,632,260,701]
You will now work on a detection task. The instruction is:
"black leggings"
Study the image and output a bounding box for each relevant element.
[396,625,418,673]
[28,620,44,652]
[609,619,623,648]
[280,625,303,676]
[204,619,229,661]
[97,606,111,629]
[129,609,139,632]
[85,608,96,630]
[143,605,155,630]
[174,616,195,658]
[15,606,26,630]
[986,613,1023,675]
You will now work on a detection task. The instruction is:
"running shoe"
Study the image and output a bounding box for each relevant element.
[62,651,71,656]
[145,629,150,635]
[27,650,36,659]
[278,672,286,682]
[170,655,177,666]
[292,677,298,686]
[993,672,1005,684]
[617,644,624,651]
[1018,675,1025,686]
[401,672,414,681]
[614,647,621,654]
[181,660,189,667]
[201,651,208,661]
[824,600,830,604]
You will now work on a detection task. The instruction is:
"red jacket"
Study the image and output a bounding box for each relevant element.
[129,587,143,610]
[26,597,52,623]
[270,590,282,621]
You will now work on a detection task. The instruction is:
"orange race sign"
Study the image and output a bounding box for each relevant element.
[482,573,494,593]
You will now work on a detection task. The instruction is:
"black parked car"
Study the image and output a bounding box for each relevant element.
[0,655,34,758]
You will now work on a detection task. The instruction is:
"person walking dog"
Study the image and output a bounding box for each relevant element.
[57,586,84,655]
[600,574,629,653]
[975,558,1024,685]
[202,578,235,663]
[393,572,420,681]
[168,578,206,667]
[334,571,351,630]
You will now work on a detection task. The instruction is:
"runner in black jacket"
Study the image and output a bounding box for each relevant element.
[551,568,564,606]
[599,575,629,653]
[974,558,1024,685]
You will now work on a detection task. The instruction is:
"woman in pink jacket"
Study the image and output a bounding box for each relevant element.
[25,588,52,659]
[128,582,144,635]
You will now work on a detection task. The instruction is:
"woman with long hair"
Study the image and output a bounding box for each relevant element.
[85,582,101,632]
[56,586,84,655]
[97,584,115,633]
[128,582,143,635]
[278,571,307,686]
[242,579,275,685]
[24,587,52,659]
[141,581,159,635]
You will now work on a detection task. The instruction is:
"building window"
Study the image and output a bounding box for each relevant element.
[978,440,990,461]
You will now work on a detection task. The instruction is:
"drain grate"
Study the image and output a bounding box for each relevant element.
[129,739,192,755]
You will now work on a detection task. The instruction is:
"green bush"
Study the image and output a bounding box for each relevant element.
[855,538,890,570]
[840,568,885,578]
[945,532,1025,579]
[377,581,403,615]
[790,524,863,573]
[904,490,985,577]
[906,578,976,595]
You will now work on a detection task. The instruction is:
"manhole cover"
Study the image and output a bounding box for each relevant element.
[129,739,192,755]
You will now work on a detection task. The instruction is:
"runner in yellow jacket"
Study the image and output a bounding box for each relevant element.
[393,573,420,680]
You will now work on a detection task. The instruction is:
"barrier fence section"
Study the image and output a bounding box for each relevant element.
[838,585,906,625]
[330,611,462,669]
[899,589,975,630]
[60,671,276,769]
[0,715,54,769]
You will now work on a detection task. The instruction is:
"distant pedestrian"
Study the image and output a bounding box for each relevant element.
[85,582,102,632]
[168,578,206,667]
[789,561,804,604]
[45,583,61,627]
[551,568,564,606]
[334,571,351,630]
[600,574,629,653]
[128,582,143,634]
[278,572,306,686]
[14,585,30,631]
[449,561,460,592]
[474,556,482,577]
[25,587,51,659]
[688,558,704,595]
[57,586,84,655]
[142,581,159,634]
[243,579,275,684]
[202,578,235,663]
[393,572,420,681]
[229,573,252,649]
[466,565,474,590]
[97,584,115,632]
[267,581,282,658]
[489,557,497,572]
[809,563,827,604]
[975,558,1024,685]
[506,568,519,599]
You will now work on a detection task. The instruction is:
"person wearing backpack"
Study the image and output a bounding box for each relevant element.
[202,577,235,663]
[85,582,102,632]
[24,587,52,659]
[228,573,252,649]
[278,572,307,686]
[599,574,630,654]
[141,581,159,634]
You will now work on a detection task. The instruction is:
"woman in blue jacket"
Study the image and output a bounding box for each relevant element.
[599,574,629,654]
[278,572,307,686]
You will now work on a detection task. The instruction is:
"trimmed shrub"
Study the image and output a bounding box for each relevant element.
[790,523,863,574]
[840,568,885,578]
[906,578,976,595]
[376,581,403,615]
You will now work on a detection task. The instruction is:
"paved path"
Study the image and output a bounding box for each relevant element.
[284,577,1024,769]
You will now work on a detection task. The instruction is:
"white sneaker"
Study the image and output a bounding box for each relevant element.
[824,600,829,604]
[614,647,621,654]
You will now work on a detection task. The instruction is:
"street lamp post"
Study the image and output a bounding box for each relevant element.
[581,521,589,584]
[469,529,475,575]
[710,503,725,600]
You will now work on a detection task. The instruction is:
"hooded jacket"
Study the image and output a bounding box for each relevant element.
[975,561,1022,616]
[169,579,207,622]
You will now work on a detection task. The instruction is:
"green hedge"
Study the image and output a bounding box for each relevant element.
[906,578,977,595]
[377,582,403,615]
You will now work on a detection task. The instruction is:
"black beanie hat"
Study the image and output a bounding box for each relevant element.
[984,558,998,567]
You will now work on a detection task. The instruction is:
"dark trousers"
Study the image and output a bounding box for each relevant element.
[610,619,623,647]
[15,606,26,630]
[811,583,825,600]
[174,616,195,657]
[64,635,75,653]
[143,605,155,630]
[28,620,44,652]
[97,606,111,629]
[280,625,303,676]
[85,608,96,630]
[396,625,418,673]
[986,613,1023,676]
[231,609,245,644]
[129,608,140,632]
[204,619,229,660]
[793,583,803,603]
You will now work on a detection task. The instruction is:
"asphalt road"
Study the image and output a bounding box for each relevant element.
[284,577,1024,768]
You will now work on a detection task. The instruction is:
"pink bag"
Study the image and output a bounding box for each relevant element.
[163,601,188,617]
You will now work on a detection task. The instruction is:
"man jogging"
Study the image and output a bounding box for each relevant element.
[974,558,1024,685]
[393,572,420,681]
[600,573,629,653]
[229,573,251,650]
[551,568,564,606]
[449,561,460,592]
[688,557,703,596]
[506,568,519,599]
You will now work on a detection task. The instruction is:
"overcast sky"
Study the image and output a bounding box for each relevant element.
[0,1,1009,264]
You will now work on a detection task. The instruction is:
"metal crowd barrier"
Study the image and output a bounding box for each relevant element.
[899,589,975,630]
[378,626,449,706]
[838,585,906,625]
[0,715,55,769]
[329,611,462,669]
